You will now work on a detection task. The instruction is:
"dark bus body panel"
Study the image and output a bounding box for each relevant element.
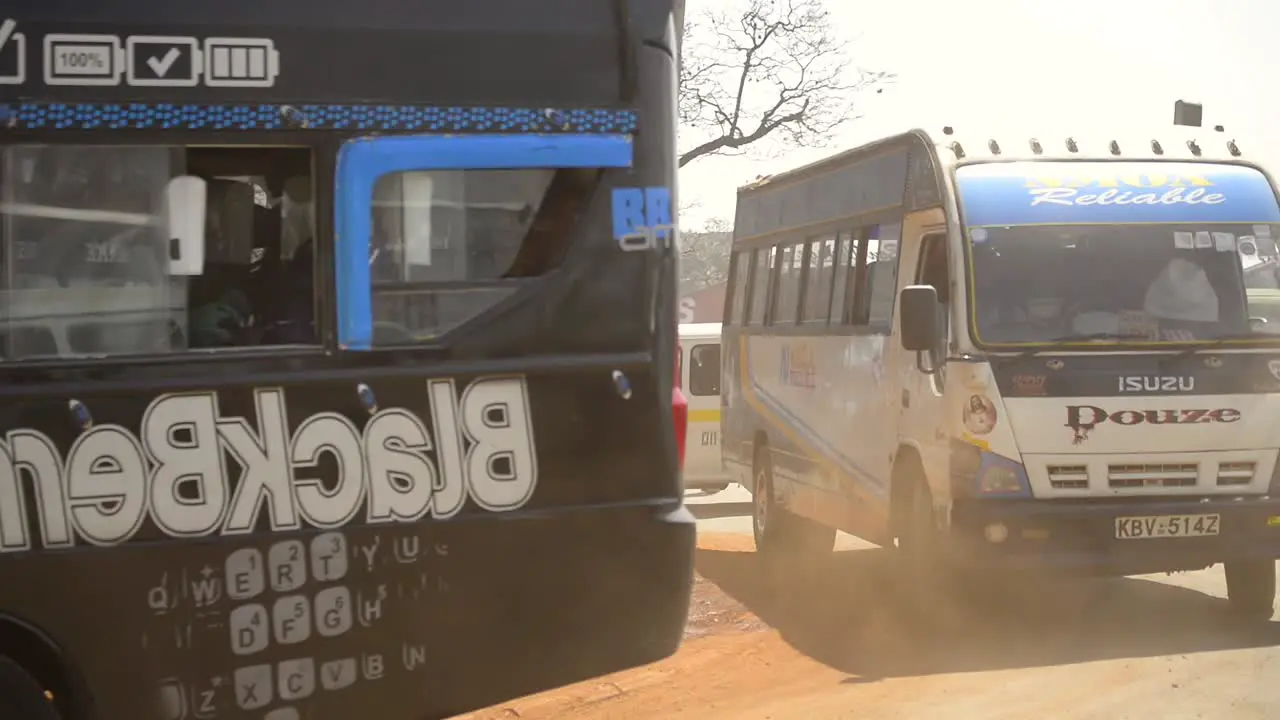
[0,1,692,718]
[3,0,641,107]
[0,205,698,715]
[0,365,693,718]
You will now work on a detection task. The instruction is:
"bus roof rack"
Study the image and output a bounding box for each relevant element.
[933,127,1247,164]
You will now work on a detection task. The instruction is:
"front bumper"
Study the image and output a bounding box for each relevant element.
[950,496,1280,576]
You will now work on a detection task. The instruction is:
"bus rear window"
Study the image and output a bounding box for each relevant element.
[370,167,597,341]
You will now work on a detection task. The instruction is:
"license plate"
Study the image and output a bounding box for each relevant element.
[1115,514,1220,539]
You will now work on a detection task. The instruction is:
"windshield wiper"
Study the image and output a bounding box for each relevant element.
[1013,333,1150,358]
[1167,332,1268,360]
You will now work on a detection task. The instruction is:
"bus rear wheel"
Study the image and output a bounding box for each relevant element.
[751,445,835,562]
[0,655,60,720]
[1224,559,1276,622]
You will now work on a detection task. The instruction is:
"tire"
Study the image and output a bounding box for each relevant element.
[892,459,971,632]
[0,655,59,720]
[1224,559,1276,622]
[897,467,944,594]
[751,444,835,561]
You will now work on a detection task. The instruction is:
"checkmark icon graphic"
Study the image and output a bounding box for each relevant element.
[146,47,181,77]
[0,19,16,55]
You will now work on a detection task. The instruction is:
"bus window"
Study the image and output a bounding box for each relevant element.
[0,145,317,360]
[771,243,802,325]
[689,343,721,396]
[747,248,771,325]
[801,236,835,323]
[915,232,950,366]
[726,251,751,325]
[369,168,562,338]
[863,221,902,328]
[829,233,853,324]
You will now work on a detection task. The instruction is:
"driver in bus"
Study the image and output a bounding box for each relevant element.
[1141,256,1221,340]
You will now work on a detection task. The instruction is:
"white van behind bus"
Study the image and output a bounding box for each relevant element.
[679,323,733,492]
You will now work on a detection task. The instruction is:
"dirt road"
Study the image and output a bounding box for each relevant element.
[456,499,1280,720]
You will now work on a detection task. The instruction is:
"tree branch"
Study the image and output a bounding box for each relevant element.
[677,0,894,168]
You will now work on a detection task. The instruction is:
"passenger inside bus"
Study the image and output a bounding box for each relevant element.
[185,164,316,349]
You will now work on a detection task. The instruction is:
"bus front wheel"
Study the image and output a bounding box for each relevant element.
[0,655,60,720]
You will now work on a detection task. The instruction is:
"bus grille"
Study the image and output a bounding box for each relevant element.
[1045,461,1258,491]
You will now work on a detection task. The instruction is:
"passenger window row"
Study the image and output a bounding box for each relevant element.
[724,221,902,330]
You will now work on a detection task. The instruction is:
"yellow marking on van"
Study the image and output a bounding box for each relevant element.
[689,409,720,423]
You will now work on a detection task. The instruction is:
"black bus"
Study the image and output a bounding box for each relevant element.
[0,0,694,718]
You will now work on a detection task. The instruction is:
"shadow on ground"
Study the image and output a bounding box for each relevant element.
[688,502,754,520]
[695,546,1280,680]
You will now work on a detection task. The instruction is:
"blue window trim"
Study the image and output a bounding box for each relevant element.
[334,133,634,350]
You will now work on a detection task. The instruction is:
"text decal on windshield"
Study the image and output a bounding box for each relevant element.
[956,161,1280,226]
[0,377,537,553]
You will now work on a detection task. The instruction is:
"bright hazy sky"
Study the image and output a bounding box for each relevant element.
[679,0,1275,228]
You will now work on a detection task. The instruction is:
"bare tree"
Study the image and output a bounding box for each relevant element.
[680,219,734,294]
[678,0,892,168]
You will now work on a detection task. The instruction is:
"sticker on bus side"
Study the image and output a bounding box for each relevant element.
[612,186,674,252]
[0,376,537,553]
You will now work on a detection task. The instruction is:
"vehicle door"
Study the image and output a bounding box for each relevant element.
[897,227,952,494]
[684,339,723,480]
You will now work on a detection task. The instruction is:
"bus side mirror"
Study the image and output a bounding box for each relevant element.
[164,175,207,276]
[900,285,939,352]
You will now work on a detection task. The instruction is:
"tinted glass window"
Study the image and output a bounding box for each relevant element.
[689,343,720,396]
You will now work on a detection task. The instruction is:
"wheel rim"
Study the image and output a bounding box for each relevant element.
[753,467,769,536]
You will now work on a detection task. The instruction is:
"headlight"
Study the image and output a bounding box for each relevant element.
[976,455,1032,497]
[950,441,1031,498]
[979,465,1025,494]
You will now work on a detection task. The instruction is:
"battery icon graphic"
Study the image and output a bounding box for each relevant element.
[43,33,125,86]
[203,38,279,88]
